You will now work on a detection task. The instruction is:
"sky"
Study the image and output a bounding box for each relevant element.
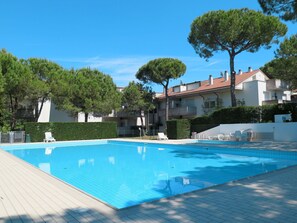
[0,0,296,92]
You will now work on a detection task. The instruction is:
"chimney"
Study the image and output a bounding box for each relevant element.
[238,69,243,75]
[248,67,253,72]
[209,75,213,85]
[224,70,229,81]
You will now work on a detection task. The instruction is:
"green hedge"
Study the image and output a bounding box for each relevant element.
[167,119,190,139]
[24,122,117,142]
[210,106,260,124]
[191,103,297,125]
[191,124,218,134]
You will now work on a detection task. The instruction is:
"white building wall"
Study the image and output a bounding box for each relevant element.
[49,103,76,122]
[77,113,103,122]
[38,100,51,122]
[38,99,76,122]
[237,81,261,106]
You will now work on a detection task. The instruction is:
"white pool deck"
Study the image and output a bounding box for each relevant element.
[1,139,297,223]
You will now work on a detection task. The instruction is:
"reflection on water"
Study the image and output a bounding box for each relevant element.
[45,147,55,155]
[6,142,297,209]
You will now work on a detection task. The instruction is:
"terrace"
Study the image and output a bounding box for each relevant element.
[1,140,297,222]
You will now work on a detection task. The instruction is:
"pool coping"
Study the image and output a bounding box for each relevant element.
[1,139,297,222]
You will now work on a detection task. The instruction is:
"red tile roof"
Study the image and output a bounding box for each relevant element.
[157,69,261,99]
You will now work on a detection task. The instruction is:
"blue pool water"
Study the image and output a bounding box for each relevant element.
[3,140,297,209]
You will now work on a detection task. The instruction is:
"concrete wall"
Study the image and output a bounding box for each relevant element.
[198,122,297,142]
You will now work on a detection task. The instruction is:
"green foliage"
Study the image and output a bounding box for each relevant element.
[190,124,218,134]
[261,34,297,89]
[190,104,297,126]
[191,116,216,134]
[122,81,155,135]
[52,68,121,122]
[136,58,186,87]
[258,0,297,22]
[188,8,287,106]
[24,122,117,142]
[136,58,186,124]
[167,119,190,139]
[0,49,38,129]
[122,81,155,113]
[21,58,64,121]
[210,106,260,124]
[261,104,297,122]
[191,115,211,124]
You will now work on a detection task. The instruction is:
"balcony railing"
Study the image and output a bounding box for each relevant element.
[116,110,140,118]
[262,99,290,105]
[159,106,197,117]
[266,79,290,91]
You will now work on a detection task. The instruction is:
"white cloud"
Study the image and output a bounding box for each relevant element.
[52,55,227,88]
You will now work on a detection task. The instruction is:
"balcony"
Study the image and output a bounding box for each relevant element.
[159,106,197,117]
[116,110,139,118]
[262,99,290,105]
[266,79,290,91]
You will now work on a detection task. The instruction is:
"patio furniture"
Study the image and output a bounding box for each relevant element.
[44,132,56,142]
[241,129,254,141]
[234,130,243,141]
[157,132,168,140]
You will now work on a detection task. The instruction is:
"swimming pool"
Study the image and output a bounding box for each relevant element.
[3,140,297,209]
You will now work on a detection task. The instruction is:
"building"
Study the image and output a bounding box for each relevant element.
[36,67,292,134]
[154,68,291,131]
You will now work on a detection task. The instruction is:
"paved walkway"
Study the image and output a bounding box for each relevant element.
[1,142,297,222]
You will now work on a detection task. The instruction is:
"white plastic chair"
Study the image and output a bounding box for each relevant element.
[234,130,243,141]
[44,132,56,142]
[157,132,168,140]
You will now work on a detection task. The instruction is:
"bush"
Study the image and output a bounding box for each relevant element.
[191,123,218,133]
[167,119,190,139]
[191,115,211,124]
[24,122,117,142]
[189,103,297,133]
[210,106,260,124]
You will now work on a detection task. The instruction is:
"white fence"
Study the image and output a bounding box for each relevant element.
[0,131,25,143]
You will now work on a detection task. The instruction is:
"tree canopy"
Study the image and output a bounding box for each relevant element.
[258,0,297,22]
[21,58,64,121]
[261,34,297,89]
[136,58,186,126]
[122,81,155,135]
[53,68,121,122]
[188,8,287,106]
[0,49,41,129]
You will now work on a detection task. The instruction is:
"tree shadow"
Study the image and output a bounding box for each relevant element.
[2,166,297,222]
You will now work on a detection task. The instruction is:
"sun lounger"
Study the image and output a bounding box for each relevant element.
[157,132,168,140]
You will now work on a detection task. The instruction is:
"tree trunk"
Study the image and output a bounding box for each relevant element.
[229,53,237,107]
[84,112,88,122]
[164,84,169,130]
[9,94,17,130]
[164,82,169,131]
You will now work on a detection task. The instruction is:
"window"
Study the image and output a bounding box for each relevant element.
[204,101,216,109]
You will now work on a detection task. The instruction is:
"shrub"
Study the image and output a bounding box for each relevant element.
[24,122,117,142]
[210,106,260,124]
[167,119,190,139]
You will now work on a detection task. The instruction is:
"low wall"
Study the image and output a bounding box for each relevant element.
[198,122,297,142]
